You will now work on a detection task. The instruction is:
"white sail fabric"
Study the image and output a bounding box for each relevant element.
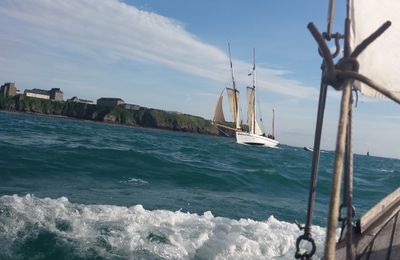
[254,118,264,136]
[212,88,225,123]
[246,87,256,134]
[350,0,400,98]
[226,88,241,129]
[246,87,264,135]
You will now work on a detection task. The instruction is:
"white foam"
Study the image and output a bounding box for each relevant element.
[377,168,394,173]
[119,178,149,186]
[0,194,328,259]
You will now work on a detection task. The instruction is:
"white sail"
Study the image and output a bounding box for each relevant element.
[246,86,255,133]
[254,117,264,136]
[246,86,257,134]
[350,0,400,98]
[212,88,225,123]
[247,86,264,135]
[226,87,241,129]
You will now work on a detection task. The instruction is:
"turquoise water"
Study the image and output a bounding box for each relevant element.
[0,112,399,259]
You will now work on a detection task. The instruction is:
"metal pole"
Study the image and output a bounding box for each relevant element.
[304,77,329,233]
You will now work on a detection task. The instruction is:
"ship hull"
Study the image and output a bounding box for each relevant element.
[236,131,279,147]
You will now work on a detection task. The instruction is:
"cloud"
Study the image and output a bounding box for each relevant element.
[0,0,317,98]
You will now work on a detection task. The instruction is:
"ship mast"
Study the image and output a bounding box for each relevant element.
[272,108,275,138]
[251,48,256,134]
[228,43,240,130]
[228,43,237,92]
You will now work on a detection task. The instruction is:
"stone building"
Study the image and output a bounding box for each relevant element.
[120,103,141,110]
[49,88,63,101]
[97,97,125,107]
[0,82,17,97]
[24,89,50,100]
[24,88,64,101]
[67,96,94,104]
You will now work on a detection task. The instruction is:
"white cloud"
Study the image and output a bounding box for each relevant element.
[0,0,317,98]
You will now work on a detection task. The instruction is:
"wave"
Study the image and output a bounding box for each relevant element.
[0,194,328,259]
[118,178,149,186]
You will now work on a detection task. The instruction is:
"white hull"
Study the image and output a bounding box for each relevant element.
[235,131,279,147]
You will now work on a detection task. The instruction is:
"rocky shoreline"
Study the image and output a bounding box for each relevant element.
[0,95,233,137]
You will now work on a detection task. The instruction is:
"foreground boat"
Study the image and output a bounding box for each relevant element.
[336,188,400,259]
[212,45,279,147]
[295,0,400,259]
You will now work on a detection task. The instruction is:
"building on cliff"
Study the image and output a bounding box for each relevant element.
[25,89,50,100]
[67,96,94,104]
[120,103,141,110]
[97,97,125,107]
[49,88,63,101]
[24,88,64,101]
[0,82,17,97]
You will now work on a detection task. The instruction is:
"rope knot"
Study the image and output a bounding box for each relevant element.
[323,57,359,90]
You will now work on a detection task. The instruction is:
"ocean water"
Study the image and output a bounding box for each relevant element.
[0,111,399,259]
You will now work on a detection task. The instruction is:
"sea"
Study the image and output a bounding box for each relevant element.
[0,111,399,259]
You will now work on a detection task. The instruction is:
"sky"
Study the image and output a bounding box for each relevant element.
[0,0,399,158]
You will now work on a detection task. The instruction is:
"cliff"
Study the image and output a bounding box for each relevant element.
[0,95,228,136]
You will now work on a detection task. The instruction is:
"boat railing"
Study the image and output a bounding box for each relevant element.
[357,187,400,234]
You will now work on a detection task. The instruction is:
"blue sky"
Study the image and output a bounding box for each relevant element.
[0,0,399,158]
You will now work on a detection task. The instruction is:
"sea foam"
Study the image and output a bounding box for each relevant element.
[0,194,327,259]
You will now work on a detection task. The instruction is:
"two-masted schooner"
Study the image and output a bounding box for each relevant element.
[212,45,279,147]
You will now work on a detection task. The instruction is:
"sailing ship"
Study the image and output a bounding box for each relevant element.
[295,0,400,259]
[212,45,279,147]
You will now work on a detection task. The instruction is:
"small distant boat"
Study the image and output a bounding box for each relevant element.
[303,146,313,152]
[212,45,279,148]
